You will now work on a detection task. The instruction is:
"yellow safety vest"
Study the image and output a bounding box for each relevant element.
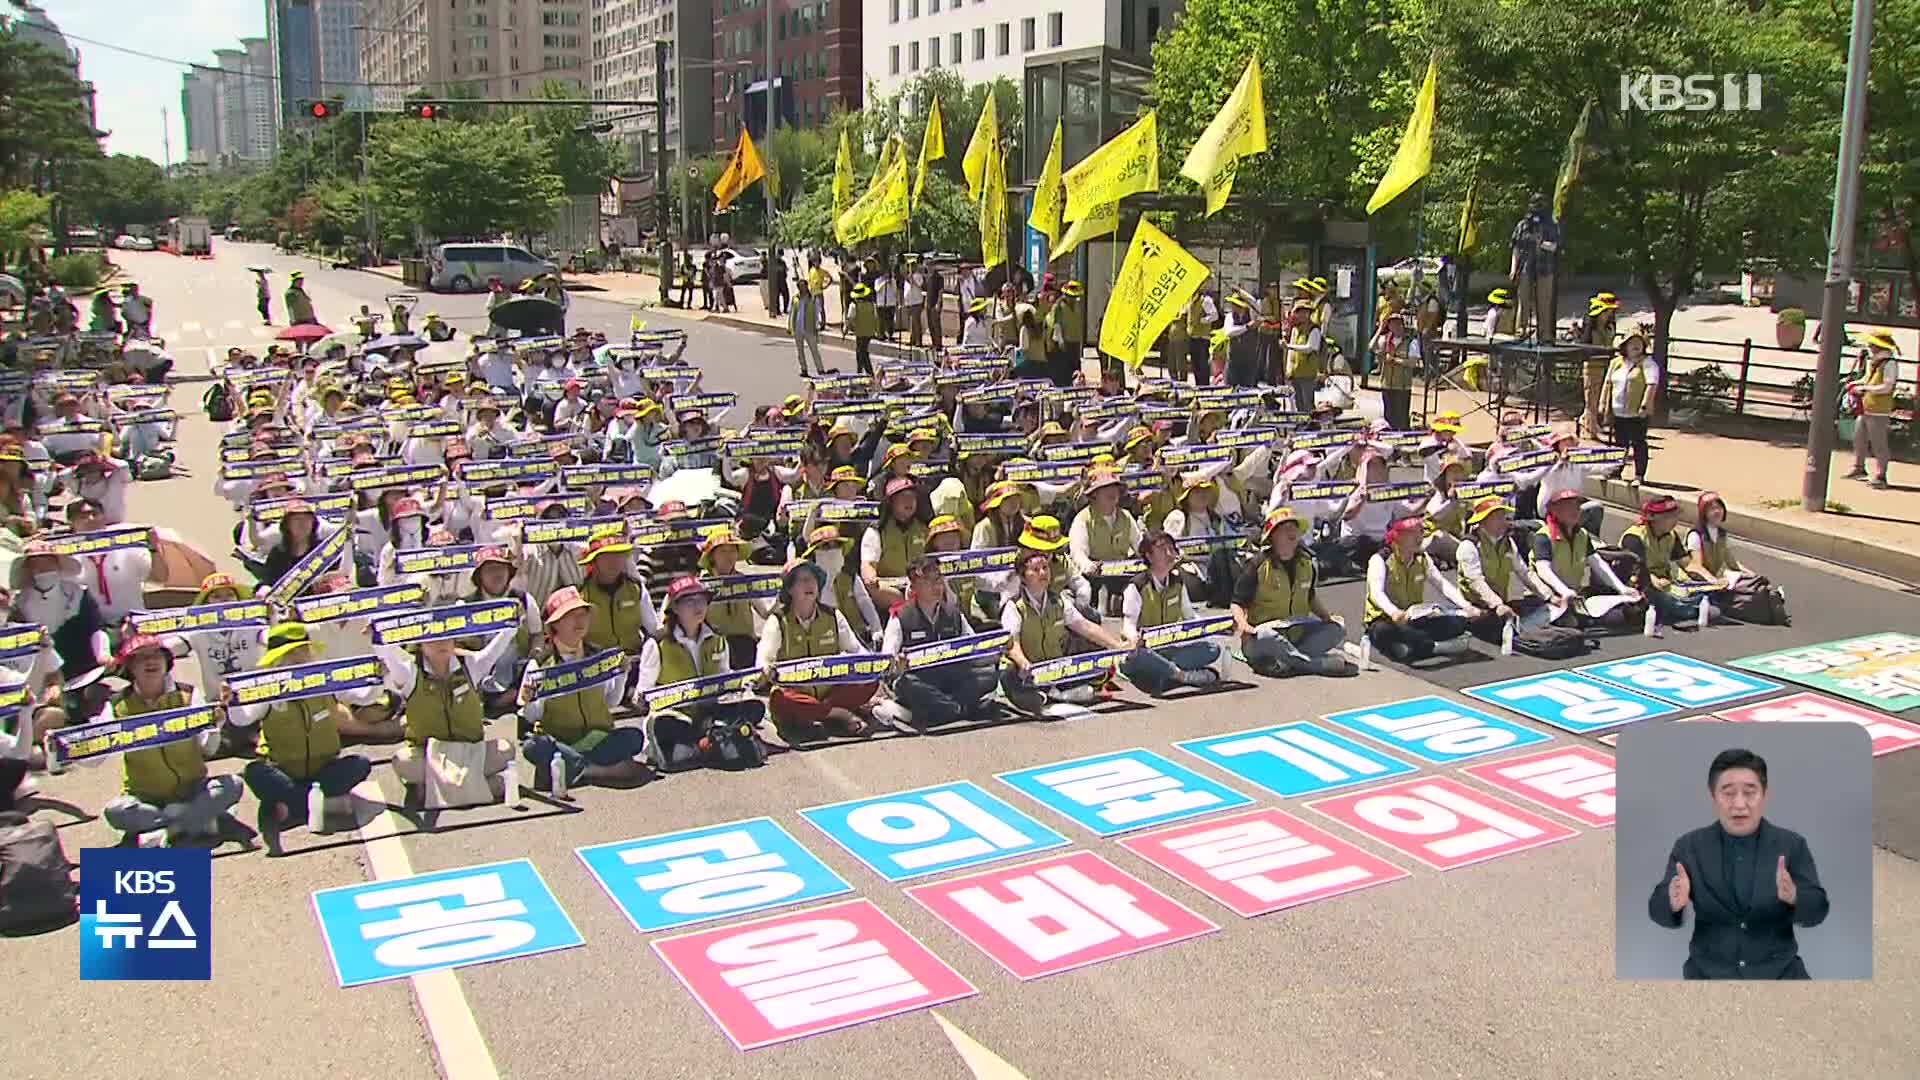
[777,608,842,698]
[1133,572,1185,630]
[1606,356,1651,417]
[584,577,649,654]
[877,519,929,577]
[1245,553,1315,627]
[1185,297,1209,336]
[1365,552,1429,625]
[115,686,202,806]
[1287,323,1320,379]
[1425,495,1466,540]
[1862,356,1895,415]
[1078,509,1136,562]
[829,572,869,642]
[533,662,615,745]
[403,658,486,746]
[1622,522,1683,589]
[1139,489,1178,532]
[656,629,729,686]
[706,595,756,637]
[1461,533,1515,600]
[1015,591,1067,664]
[260,693,345,781]
[1692,527,1739,578]
[1537,527,1593,591]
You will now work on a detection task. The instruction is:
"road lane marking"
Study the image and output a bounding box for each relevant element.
[933,1012,1031,1080]
[180,320,203,333]
[224,319,243,329]
[351,779,503,1080]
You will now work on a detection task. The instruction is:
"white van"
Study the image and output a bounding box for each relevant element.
[428,242,557,293]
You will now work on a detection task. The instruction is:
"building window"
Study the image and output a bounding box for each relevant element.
[995,22,1009,55]
[929,37,940,66]
[908,40,919,69]
[890,44,899,73]
[1021,17,1034,50]
[909,0,919,15]
[1121,0,1136,49]
[890,0,898,22]
[929,0,940,10]
[972,27,984,59]
[950,32,962,64]
[1047,12,1062,46]
[1146,3,1160,41]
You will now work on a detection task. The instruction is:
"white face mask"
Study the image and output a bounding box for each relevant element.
[815,549,845,580]
[398,521,425,548]
[32,571,58,591]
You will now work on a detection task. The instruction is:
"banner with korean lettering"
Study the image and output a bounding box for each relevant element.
[1098,219,1208,369]
[226,655,385,708]
[772,653,892,686]
[707,573,784,602]
[486,494,592,522]
[1731,633,1920,712]
[1140,615,1236,651]
[1028,649,1127,687]
[1061,111,1160,224]
[291,583,426,625]
[642,670,759,712]
[251,493,355,522]
[264,521,353,603]
[349,463,445,493]
[41,526,152,558]
[529,648,629,703]
[128,600,272,637]
[903,630,1009,671]
[393,545,487,575]
[370,599,523,647]
[954,432,1029,456]
[46,702,221,769]
[1365,480,1430,504]
[458,457,559,485]
[1180,55,1267,217]
[0,623,46,661]
[521,517,629,546]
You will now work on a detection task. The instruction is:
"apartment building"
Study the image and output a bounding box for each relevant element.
[708,0,859,149]
[861,0,1175,100]
[359,0,592,99]
[590,0,714,175]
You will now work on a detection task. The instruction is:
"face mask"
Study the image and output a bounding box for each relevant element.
[33,571,58,590]
[399,522,424,548]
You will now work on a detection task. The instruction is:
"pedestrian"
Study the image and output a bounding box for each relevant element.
[1605,326,1660,485]
[119,283,153,339]
[284,271,316,325]
[1509,190,1562,342]
[924,260,946,348]
[1370,311,1416,430]
[768,248,788,318]
[254,269,272,325]
[876,257,900,340]
[903,258,925,348]
[791,278,826,376]
[1261,281,1288,384]
[848,282,879,375]
[1581,292,1620,438]
[677,251,696,308]
[807,252,829,328]
[1845,328,1899,489]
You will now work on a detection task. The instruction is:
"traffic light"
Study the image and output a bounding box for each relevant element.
[408,103,443,120]
[303,99,342,120]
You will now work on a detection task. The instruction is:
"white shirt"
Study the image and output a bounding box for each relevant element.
[372,628,518,700]
[1000,586,1097,641]
[755,607,863,670]
[181,626,264,697]
[516,645,631,727]
[1456,534,1549,606]
[1121,573,1198,641]
[1610,359,1660,415]
[78,547,153,624]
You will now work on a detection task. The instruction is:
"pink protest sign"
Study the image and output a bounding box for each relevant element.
[1716,691,1920,757]
[1307,775,1579,871]
[1118,807,1410,918]
[1462,746,1617,828]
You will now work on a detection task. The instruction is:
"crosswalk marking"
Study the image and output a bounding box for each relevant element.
[180,320,203,333]
[224,319,243,329]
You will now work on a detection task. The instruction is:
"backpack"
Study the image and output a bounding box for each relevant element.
[1724,580,1790,626]
[203,382,234,422]
[1513,624,1591,660]
[700,714,768,770]
[0,811,77,932]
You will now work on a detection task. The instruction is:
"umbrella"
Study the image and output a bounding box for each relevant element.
[488,296,563,334]
[311,332,361,355]
[645,467,721,509]
[246,264,273,273]
[365,333,428,352]
[278,322,334,342]
[147,528,218,592]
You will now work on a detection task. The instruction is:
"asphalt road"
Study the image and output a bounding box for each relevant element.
[8,248,1919,1080]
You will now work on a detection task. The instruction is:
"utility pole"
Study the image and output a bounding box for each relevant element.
[1803,0,1874,512]
[162,108,171,172]
[765,0,779,309]
[657,39,675,307]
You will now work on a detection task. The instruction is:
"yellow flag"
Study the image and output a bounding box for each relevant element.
[1048,200,1117,262]
[1099,218,1207,367]
[865,138,895,200]
[962,91,998,202]
[979,136,1007,269]
[871,149,911,239]
[1457,157,1481,254]
[1179,55,1267,217]
[711,127,767,213]
[1062,111,1159,225]
[1365,55,1437,215]
[1029,119,1066,245]
[1554,100,1592,219]
[833,128,854,221]
[629,313,645,332]
[914,96,946,210]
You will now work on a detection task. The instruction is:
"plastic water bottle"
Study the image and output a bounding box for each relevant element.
[309,787,330,834]
[1643,605,1660,638]
[1697,596,1711,631]
[552,759,570,800]
[1358,636,1373,671]
[503,765,521,808]
[1501,617,1516,656]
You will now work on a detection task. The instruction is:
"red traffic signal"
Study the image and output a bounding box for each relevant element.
[409,103,441,120]
[307,100,334,120]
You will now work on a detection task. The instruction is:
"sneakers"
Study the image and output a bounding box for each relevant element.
[1179,667,1221,689]
[1056,685,1098,706]
[1314,653,1356,677]
[872,699,920,735]
[1844,467,1869,480]
[1248,656,1288,678]
[1041,702,1093,720]
[1871,477,1890,490]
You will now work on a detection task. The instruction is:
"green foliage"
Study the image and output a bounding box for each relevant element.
[67,154,179,231]
[520,81,625,196]
[0,26,103,188]
[0,187,51,252]
[47,252,102,289]
[367,116,565,240]
[776,168,978,258]
[1776,307,1807,327]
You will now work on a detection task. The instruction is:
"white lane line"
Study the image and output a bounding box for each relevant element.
[180,320,203,333]
[351,780,503,1080]
[932,1013,1031,1080]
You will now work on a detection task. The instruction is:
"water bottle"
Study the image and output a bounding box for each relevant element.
[1501,617,1516,656]
[1697,596,1711,631]
[309,787,330,834]
[1357,635,1373,671]
[552,758,570,800]
[1643,605,1661,638]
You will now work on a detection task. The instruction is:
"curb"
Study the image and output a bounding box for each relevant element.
[1582,475,1920,588]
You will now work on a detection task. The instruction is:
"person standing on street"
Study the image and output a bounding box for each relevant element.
[1581,292,1620,438]
[903,258,926,348]
[924,261,946,348]
[119,283,153,340]
[876,257,901,341]
[848,282,879,375]
[791,278,827,376]
[1845,328,1899,489]
[1509,191,1562,343]
[1605,326,1660,485]
[807,253,830,328]
[284,271,316,326]
[768,248,788,318]
[254,269,272,325]
[677,251,696,308]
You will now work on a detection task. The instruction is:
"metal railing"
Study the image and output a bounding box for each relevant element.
[1659,335,1917,424]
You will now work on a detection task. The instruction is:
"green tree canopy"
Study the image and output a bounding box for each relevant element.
[368,116,565,239]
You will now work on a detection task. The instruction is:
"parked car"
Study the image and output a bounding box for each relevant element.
[130,235,155,251]
[113,234,137,250]
[695,247,764,283]
[427,242,558,293]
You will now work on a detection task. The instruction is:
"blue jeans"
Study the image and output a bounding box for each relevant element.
[1243,621,1346,673]
[1651,587,1719,626]
[522,727,646,785]
[1121,641,1222,694]
[242,754,371,825]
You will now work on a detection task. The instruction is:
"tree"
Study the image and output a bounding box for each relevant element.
[522,81,625,197]
[776,169,978,258]
[367,116,565,240]
[0,26,103,189]
[0,187,50,264]
[67,154,180,232]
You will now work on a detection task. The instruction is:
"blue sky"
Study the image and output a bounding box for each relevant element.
[25,0,266,165]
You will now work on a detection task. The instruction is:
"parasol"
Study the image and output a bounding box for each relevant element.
[277,322,335,342]
[488,296,563,334]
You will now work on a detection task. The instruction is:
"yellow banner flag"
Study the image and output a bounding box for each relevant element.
[914,96,946,210]
[866,137,897,201]
[979,136,1007,268]
[712,127,767,213]
[1048,199,1117,262]
[1098,218,1207,367]
[1554,99,1592,219]
[1063,111,1160,225]
[1457,156,1481,254]
[1179,55,1267,217]
[962,91,998,202]
[833,128,853,221]
[871,148,911,239]
[1029,118,1066,245]
[1365,55,1437,215]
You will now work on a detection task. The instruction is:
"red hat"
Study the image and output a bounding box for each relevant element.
[390,497,426,520]
[543,585,590,623]
[1385,516,1425,544]
[885,476,917,499]
[280,498,316,518]
[564,379,582,392]
[113,633,172,670]
[1546,488,1583,506]
[665,575,713,606]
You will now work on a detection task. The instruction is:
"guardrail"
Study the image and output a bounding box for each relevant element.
[1659,335,1917,427]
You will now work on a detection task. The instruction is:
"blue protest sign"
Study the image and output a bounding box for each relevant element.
[997,748,1253,837]
[1320,695,1552,764]
[1575,652,1779,709]
[311,858,583,988]
[1463,671,1680,734]
[1176,722,1417,799]
[80,848,212,980]
[576,817,851,933]
[800,781,1067,883]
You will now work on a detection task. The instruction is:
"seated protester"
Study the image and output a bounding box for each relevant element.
[1364,516,1482,663]
[463,546,543,712]
[518,586,649,790]
[1330,449,1397,575]
[726,451,792,533]
[862,477,928,612]
[1069,468,1145,615]
[370,617,520,804]
[228,624,381,852]
[66,451,133,525]
[1231,508,1351,677]
[874,555,1000,731]
[373,496,436,580]
[9,539,109,726]
[465,399,517,461]
[1419,412,1473,484]
[1686,491,1789,622]
[1620,494,1722,626]
[100,635,242,845]
[633,575,768,771]
[577,533,660,657]
[996,514,1097,615]
[659,408,719,475]
[1119,530,1224,696]
[756,560,878,737]
[1420,454,1472,568]
[919,515,983,621]
[866,441,921,499]
[510,500,588,613]
[1455,496,1558,644]
[1161,476,1239,606]
[64,497,162,637]
[1000,549,1128,718]
[799,525,879,645]
[176,572,267,756]
[551,380,589,431]
[696,527,769,669]
[972,481,1028,550]
[1530,488,1645,628]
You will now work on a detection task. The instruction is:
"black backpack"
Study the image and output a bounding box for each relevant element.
[701,715,768,770]
[203,381,235,422]
[0,811,77,932]
[1513,624,1592,659]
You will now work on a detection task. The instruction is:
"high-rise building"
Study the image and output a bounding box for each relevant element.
[267,1,365,133]
[709,0,859,150]
[590,0,714,176]
[200,39,276,166]
[359,0,591,100]
[312,0,366,98]
[181,70,221,165]
[862,0,1176,101]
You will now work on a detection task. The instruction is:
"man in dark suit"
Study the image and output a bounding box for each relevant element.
[1648,748,1830,979]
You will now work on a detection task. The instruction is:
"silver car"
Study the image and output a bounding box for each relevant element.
[428,242,558,293]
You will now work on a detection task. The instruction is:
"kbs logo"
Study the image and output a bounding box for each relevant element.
[1619,73,1763,112]
[80,848,211,981]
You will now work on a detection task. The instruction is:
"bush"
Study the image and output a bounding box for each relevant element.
[1776,307,1808,327]
[48,252,102,289]
[1676,363,1735,413]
